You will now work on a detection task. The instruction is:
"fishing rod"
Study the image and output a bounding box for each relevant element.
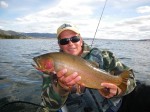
[91,0,108,47]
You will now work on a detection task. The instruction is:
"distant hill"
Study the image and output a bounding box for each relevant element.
[0,29,27,39]
[138,39,150,41]
[1,29,150,40]
[0,29,18,35]
[0,29,57,39]
[21,33,56,39]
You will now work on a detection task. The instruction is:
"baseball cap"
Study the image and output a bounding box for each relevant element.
[57,23,80,38]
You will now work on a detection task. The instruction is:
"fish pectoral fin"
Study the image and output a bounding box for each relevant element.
[76,84,81,94]
[41,70,53,75]
[75,84,86,94]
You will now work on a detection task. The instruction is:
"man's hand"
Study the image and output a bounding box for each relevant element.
[57,69,81,90]
[99,83,122,98]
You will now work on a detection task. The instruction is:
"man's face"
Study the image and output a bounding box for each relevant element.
[58,30,83,56]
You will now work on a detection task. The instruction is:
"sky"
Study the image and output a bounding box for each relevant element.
[0,0,150,40]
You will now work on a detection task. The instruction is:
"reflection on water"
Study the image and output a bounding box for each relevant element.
[0,39,150,104]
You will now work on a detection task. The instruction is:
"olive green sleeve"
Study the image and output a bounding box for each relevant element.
[102,50,136,96]
[41,74,69,112]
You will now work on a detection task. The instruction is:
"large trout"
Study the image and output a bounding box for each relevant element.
[33,52,130,94]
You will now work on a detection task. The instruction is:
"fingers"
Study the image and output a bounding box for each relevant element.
[57,69,81,87]
[100,83,121,98]
[57,69,67,78]
[64,72,81,86]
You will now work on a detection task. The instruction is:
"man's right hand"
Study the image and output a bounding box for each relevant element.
[56,69,81,90]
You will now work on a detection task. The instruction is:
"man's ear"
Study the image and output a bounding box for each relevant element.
[80,36,83,46]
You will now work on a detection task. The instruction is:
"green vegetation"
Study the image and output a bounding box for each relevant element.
[0,34,25,39]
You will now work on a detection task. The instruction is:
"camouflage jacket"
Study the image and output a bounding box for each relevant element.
[41,42,136,112]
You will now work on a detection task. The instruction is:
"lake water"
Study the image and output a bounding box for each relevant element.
[0,39,150,105]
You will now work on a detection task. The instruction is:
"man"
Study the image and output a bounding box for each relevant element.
[41,23,136,112]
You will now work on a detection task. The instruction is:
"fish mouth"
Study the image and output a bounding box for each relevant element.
[31,61,39,70]
[31,62,45,73]
[33,57,41,68]
[32,58,55,74]
[32,57,41,69]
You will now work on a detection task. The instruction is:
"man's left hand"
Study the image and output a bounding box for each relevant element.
[99,83,121,98]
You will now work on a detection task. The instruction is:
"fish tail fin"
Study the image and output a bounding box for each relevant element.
[118,70,131,94]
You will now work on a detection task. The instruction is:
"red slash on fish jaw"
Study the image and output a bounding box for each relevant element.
[37,60,54,73]
[35,64,54,74]
[44,61,52,69]
[32,58,55,74]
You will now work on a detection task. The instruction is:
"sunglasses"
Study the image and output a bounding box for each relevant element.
[58,35,80,45]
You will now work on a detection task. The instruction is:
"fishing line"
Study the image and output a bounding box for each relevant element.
[91,0,108,47]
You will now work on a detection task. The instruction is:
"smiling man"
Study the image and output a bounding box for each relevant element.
[40,23,136,112]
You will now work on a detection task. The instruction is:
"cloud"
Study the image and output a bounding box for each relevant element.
[13,0,101,33]
[1,0,150,40]
[136,6,150,14]
[0,1,8,8]
[97,15,150,40]
[0,26,3,29]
